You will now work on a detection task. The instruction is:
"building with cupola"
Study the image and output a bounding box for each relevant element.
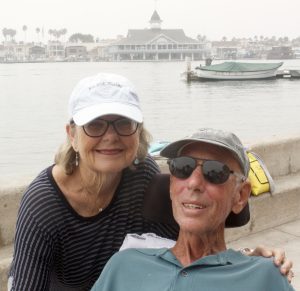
[107,10,209,61]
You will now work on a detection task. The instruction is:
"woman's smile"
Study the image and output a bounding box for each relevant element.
[94,148,124,155]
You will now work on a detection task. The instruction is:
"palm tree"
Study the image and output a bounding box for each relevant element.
[10,29,17,41]
[264,36,269,44]
[3,28,16,42]
[53,29,60,40]
[50,29,59,41]
[36,27,40,43]
[2,28,8,41]
[48,29,53,41]
[260,35,264,42]
[22,25,27,43]
[60,28,67,41]
[283,36,289,44]
[69,33,94,43]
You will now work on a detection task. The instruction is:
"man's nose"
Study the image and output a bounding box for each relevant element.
[187,166,206,191]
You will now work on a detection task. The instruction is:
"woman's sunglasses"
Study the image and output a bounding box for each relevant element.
[82,118,139,137]
[167,156,245,185]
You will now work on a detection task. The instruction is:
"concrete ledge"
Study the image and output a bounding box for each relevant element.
[251,136,300,178]
[226,172,300,242]
[0,185,26,247]
[0,261,10,291]
[0,245,13,291]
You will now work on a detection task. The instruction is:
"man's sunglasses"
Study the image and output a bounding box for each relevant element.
[167,156,245,185]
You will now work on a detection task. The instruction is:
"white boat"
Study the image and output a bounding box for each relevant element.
[189,61,283,81]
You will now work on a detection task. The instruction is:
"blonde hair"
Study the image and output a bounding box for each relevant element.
[54,123,152,175]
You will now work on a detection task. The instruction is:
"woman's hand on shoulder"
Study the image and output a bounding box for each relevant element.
[241,245,294,283]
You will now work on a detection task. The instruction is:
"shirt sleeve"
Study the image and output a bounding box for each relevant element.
[90,252,124,291]
[9,196,54,290]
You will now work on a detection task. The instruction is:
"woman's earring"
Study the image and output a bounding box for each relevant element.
[75,152,79,167]
[133,158,139,166]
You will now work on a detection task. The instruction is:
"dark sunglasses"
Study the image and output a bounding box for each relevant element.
[82,118,139,137]
[167,156,245,185]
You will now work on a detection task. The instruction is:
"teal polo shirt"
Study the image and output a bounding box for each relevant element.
[91,248,294,291]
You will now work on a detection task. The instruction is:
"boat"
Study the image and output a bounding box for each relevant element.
[148,141,170,157]
[186,61,283,81]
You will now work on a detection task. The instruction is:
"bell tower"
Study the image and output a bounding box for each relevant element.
[149,10,162,30]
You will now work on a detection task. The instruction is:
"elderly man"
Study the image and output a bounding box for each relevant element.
[91,128,294,291]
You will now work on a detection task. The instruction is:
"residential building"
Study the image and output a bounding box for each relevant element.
[267,46,295,59]
[65,45,88,61]
[47,41,65,61]
[28,45,46,61]
[293,47,300,59]
[0,42,31,62]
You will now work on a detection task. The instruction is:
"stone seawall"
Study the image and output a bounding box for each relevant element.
[1,136,300,289]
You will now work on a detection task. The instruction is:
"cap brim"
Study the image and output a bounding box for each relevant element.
[160,138,238,159]
[73,102,143,125]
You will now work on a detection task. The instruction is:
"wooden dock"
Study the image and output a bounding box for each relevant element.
[276,69,300,79]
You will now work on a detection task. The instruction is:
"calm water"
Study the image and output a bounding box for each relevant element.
[1,60,300,180]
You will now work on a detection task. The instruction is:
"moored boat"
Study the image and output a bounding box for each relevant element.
[188,61,283,81]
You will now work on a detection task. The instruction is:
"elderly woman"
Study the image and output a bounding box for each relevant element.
[9,73,177,290]
[9,74,292,290]
[91,128,295,291]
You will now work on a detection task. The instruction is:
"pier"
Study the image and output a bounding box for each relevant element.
[276,69,300,79]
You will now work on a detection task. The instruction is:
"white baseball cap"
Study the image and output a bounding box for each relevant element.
[69,73,143,125]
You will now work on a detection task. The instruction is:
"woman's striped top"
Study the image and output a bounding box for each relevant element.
[9,156,178,290]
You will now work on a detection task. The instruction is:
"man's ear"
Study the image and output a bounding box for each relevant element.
[232,179,251,214]
[169,175,175,201]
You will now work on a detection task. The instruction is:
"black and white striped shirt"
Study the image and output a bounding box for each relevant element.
[9,156,178,290]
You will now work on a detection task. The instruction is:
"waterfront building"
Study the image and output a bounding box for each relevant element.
[47,41,65,61]
[29,46,46,61]
[0,42,32,62]
[211,39,270,60]
[81,40,118,61]
[267,46,295,59]
[107,10,208,61]
[293,47,300,59]
[0,45,6,62]
[64,40,117,61]
[87,39,118,61]
[65,45,88,61]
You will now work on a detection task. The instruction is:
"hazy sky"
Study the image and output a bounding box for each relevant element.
[1,0,300,42]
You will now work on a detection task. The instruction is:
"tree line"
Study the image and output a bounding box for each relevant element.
[2,25,300,45]
[2,26,95,43]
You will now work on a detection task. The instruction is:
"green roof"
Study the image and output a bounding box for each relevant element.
[200,62,283,72]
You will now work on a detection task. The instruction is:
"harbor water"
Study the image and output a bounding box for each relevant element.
[1,60,300,180]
